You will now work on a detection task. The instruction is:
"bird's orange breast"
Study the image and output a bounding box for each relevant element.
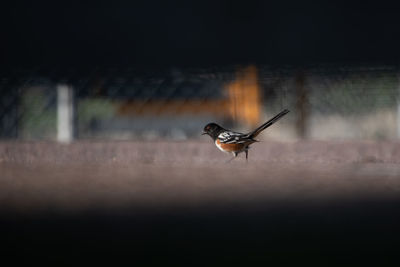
[215,139,246,152]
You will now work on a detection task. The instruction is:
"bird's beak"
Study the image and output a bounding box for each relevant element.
[202,131,207,135]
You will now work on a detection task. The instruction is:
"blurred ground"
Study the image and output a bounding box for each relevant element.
[1,141,400,265]
[1,140,400,211]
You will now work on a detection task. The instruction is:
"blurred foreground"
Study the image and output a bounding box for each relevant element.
[1,141,399,265]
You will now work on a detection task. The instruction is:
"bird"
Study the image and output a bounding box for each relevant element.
[202,109,289,161]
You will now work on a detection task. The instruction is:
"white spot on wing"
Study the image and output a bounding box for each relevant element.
[218,131,244,143]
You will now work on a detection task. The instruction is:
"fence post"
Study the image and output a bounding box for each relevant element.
[398,73,400,138]
[57,84,74,143]
[0,80,20,139]
[295,71,309,139]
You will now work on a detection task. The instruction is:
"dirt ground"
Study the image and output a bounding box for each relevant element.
[1,140,400,212]
[1,140,400,265]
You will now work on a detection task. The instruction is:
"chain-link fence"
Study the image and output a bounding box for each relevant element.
[1,65,399,141]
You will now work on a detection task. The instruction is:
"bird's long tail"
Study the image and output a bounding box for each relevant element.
[247,109,290,138]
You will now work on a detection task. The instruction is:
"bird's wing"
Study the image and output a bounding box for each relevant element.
[218,131,252,144]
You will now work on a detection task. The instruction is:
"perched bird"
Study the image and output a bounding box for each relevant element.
[202,109,289,161]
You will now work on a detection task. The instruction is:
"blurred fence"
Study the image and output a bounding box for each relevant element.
[1,65,399,141]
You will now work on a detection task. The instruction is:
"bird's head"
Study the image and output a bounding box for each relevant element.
[202,123,222,138]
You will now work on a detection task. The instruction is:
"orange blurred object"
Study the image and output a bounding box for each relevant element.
[225,65,262,127]
[117,65,262,127]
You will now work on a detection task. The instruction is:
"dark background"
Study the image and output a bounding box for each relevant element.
[2,2,400,266]
[2,1,400,68]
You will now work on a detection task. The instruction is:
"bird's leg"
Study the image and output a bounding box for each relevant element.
[226,152,238,164]
[245,150,248,162]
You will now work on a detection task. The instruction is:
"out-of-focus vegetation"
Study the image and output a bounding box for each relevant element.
[19,88,56,139]
[310,73,398,115]
[77,98,116,136]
